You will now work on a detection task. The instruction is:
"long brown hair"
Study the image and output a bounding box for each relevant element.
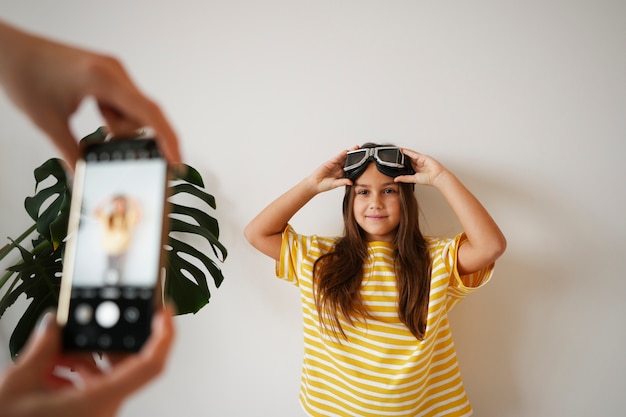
[313,147,431,341]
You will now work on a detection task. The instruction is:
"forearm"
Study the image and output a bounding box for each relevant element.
[244,178,319,260]
[433,170,506,274]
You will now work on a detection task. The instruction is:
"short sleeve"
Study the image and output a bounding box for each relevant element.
[443,233,495,300]
[275,224,310,286]
[275,225,337,287]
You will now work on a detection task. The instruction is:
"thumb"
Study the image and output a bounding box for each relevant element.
[393,175,416,184]
[334,178,353,188]
[15,311,62,377]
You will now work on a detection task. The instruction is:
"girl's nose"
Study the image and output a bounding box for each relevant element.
[369,193,383,209]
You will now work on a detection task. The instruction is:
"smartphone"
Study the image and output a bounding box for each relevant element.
[58,138,169,352]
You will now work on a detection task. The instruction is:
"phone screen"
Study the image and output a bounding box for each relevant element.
[58,139,168,352]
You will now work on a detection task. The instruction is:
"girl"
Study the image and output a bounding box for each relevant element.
[244,143,506,417]
[95,194,142,285]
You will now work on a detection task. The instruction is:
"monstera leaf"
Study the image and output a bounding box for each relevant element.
[1,235,62,357]
[165,164,227,314]
[0,128,227,358]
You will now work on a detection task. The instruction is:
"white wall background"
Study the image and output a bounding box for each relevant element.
[1,1,625,416]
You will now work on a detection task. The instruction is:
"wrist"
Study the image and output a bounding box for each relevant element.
[431,169,456,189]
[300,176,323,197]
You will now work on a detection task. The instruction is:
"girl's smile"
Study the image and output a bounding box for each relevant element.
[352,163,401,242]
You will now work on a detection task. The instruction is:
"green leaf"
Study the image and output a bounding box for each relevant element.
[170,203,220,239]
[23,158,69,245]
[49,195,70,248]
[169,237,224,288]
[172,164,204,188]
[1,238,61,358]
[165,260,210,314]
[79,126,108,145]
[0,273,23,318]
[169,218,227,260]
[164,166,227,314]
[9,289,57,359]
[169,183,216,209]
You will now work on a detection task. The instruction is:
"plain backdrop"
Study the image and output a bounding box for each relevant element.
[1,1,625,416]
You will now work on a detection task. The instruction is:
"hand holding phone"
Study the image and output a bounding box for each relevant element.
[58,138,169,352]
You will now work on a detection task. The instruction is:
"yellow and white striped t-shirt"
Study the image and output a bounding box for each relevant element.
[277,225,494,417]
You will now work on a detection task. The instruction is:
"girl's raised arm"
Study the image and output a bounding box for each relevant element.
[244,150,352,261]
[396,149,506,275]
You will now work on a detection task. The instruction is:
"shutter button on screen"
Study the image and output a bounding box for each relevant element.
[95,301,120,328]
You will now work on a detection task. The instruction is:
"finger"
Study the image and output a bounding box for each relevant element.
[41,119,80,169]
[45,365,86,390]
[138,303,176,370]
[98,102,143,137]
[400,148,421,159]
[325,149,352,174]
[55,352,104,375]
[88,304,175,399]
[45,373,80,390]
[334,178,353,188]
[99,95,181,165]
[332,149,349,164]
[393,175,416,184]
[136,101,182,165]
[15,312,62,379]
[88,63,182,165]
[401,149,428,173]
[102,352,131,368]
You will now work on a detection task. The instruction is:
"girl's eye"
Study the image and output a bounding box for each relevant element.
[356,189,369,195]
[383,188,397,194]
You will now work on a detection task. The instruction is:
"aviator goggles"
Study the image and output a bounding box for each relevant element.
[343,146,415,180]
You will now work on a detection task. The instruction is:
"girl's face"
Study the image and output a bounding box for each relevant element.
[352,163,402,243]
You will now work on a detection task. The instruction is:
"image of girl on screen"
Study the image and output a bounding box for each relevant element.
[94,194,142,285]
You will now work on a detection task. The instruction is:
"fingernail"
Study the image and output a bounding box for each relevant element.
[36,310,56,334]
[163,299,178,316]
[170,163,188,179]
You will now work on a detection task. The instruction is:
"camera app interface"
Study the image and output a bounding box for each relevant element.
[64,144,167,351]
[73,158,165,288]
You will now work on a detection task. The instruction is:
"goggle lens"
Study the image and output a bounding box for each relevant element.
[376,148,404,167]
[344,149,369,170]
[343,146,413,179]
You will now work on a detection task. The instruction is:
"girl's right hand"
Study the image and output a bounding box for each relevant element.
[244,148,353,261]
[306,149,353,193]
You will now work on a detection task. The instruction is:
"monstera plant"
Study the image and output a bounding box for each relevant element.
[0,127,227,358]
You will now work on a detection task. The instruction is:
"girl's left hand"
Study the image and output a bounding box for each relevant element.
[394,148,448,186]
